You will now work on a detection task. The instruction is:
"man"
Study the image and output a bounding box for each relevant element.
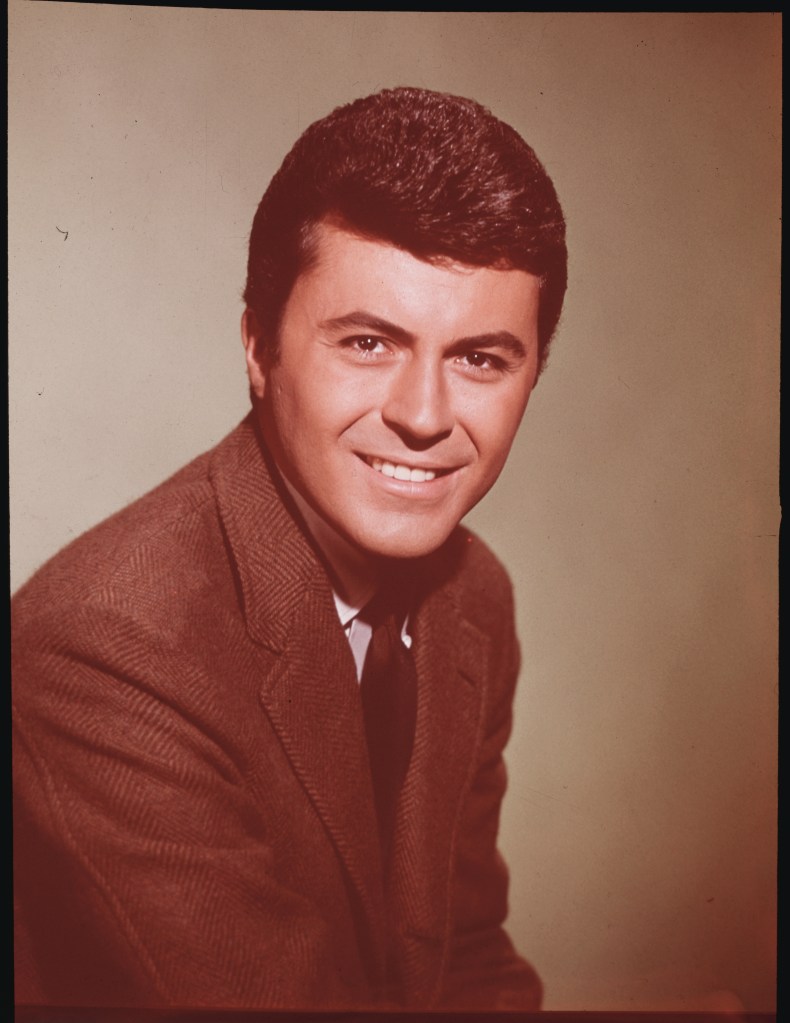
[13,87,567,1011]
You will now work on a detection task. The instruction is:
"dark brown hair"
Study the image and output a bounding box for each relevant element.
[244,87,567,370]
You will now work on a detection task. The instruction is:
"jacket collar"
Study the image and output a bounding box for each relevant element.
[209,414,330,652]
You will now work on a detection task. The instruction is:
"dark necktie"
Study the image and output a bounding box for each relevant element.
[359,591,418,869]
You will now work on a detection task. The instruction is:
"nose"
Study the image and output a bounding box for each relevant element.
[381,354,454,448]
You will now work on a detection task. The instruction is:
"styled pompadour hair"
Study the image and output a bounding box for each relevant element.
[244,86,567,371]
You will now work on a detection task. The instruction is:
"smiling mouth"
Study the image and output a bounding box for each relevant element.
[360,454,454,483]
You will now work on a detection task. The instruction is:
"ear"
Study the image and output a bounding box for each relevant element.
[241,307,268,400]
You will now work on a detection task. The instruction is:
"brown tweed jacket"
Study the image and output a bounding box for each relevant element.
[12,415,541,1012]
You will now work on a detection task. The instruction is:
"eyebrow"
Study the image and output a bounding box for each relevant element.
[446,332,528,361]
[319,311,529,360]
[320,312,414,344]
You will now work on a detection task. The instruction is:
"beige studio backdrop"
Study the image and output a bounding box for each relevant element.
[9,7,779,1013]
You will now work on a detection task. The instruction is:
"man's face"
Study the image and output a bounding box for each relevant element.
[245,221,541,560]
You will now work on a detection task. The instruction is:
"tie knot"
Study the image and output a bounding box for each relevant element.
[359,584,411,634]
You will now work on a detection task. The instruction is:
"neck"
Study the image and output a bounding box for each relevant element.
[277,471,381,611]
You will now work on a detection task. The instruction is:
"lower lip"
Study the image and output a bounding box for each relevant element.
[359,457,459,499]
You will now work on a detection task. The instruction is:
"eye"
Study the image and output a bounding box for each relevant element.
[340,335,390,358]
[457,350,506,373]
[354,336,383,352]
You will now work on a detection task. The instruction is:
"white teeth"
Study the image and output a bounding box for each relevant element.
[367,457,439,483]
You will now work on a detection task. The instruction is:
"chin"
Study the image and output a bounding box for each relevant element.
[350,522,457,561]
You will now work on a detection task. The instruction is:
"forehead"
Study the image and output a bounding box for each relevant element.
[286,222,540,338]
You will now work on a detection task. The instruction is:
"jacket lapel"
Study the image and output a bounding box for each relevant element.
[257,586,390,979]
[209,417,388,979]
[387,570,490,1005]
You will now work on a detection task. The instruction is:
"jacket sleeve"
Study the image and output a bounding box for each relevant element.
[12,601,364,1010]
[439,587,543,1011]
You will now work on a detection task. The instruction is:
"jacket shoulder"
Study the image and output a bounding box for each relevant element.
[12,423,249,633]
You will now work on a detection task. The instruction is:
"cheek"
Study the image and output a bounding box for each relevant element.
[461,388,531,460]
[271,363,320,425]
[272,368,367,444]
